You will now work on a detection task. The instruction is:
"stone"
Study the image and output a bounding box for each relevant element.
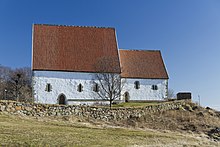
[0,105,6,111]
[15,106,22,111]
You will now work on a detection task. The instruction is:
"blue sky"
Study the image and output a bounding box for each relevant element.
[0,0,220,110]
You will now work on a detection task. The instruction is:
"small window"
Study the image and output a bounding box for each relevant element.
[45,83,52,92]
[134,81,140,89]
[93,83,99,92]
[152,85,158,90]
[77,83,83,92]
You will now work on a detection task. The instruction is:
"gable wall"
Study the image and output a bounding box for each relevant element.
[121,78,168,101]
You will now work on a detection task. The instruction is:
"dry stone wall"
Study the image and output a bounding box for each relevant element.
[0,100,189,122]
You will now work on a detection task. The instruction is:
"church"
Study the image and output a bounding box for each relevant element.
[32,24,169,105]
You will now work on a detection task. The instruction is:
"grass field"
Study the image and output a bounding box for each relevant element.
[112,102,160,108]
[0,112,219,146]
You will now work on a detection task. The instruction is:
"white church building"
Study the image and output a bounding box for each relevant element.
[32,24,169,105]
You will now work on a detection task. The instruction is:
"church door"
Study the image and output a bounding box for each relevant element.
[124,92,129,102]
[58,94,66,105]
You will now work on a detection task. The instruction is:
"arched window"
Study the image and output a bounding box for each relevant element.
[152,85,158,90]
[134,81,140,89]
[77,83,83,92]
[93,83,99,92]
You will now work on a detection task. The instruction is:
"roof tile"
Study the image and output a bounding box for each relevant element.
[120,50,169,79]
[32,24,120,73]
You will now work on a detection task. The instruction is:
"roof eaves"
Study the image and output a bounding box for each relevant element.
[119,49,161,52]
[121,76,169,79]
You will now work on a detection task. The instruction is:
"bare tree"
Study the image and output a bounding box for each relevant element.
[93,57,123,108]
[167,88,175,99]
[0,65,12,99]
[0,65,33,102]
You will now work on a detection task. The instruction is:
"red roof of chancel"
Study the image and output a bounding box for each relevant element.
[32,24,120,73]
[119,50,169,79]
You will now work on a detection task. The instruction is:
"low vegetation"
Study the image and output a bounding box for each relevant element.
[0,112,219,146]
[0,100,219,146]
[112,101,161,108]
[115,102,220,139]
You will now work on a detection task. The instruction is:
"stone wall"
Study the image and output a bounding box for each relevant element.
[0,100,190,122]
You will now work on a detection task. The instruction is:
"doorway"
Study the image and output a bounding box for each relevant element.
[124,92,129,102]
[58,94,66,105]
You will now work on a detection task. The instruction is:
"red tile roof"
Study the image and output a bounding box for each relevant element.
[32,24,120,73]
[119,50,169,79]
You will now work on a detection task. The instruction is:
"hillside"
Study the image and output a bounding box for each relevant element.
[0,100,220,146]
[115,102,220,137]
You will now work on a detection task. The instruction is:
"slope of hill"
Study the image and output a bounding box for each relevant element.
[116,102,220,134]
[0,112,219,146]
[0,100,220,146]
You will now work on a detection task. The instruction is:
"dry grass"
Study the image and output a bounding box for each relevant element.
[115,109,220,139]
[112,102,160,108]
[111,102,220,136]
[0,112,219,146]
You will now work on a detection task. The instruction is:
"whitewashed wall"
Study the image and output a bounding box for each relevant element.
[33,71,168,105]
[32,71,103,105]
[121,78,168,101]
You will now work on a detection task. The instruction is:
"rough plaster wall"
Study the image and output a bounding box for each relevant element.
[33,71,168,104]
[32,71,101,104]
[121,78,168,101]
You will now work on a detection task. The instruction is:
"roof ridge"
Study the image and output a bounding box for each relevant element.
[34,24,115,29]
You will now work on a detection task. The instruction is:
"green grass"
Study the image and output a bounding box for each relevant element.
[0,112,219,146]
[112,102,160,108]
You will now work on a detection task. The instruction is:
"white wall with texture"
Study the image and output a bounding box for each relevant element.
[121,78,168,101]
